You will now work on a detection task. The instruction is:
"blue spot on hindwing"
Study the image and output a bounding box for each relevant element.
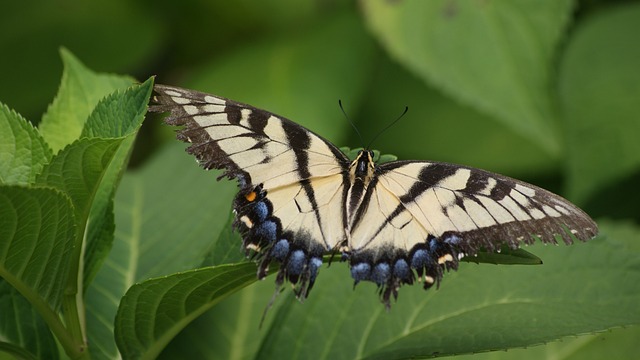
[271,239,289,261]
[253,201,269,222]
[393,259,411,281]
[309,257,323,281]
[371,263,391,285]
[287,250,306,276]
[255,220,277,242]
[444,233,461,245]
[411,249,430,269]
[351,263,371,283]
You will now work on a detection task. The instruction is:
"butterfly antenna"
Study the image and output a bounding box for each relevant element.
[339,100,365,148]
[259,286,283,329]
[367,106,408,149]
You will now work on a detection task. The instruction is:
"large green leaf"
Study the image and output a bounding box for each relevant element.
[200,213,247,267]
[0,186,76,359]
[353,56,557,178]
[0,186,75,309]
[0,104,51,185]
[35,138,121,222]
[251,221,636,359]
[111,219,638,359]
[0,55,151,360]
[362,0,573,154]
[451,317,640,360]
[81,79,154,289]
[452,221,640,360]
[115,264,258,360]
[31,137,130,357]
[159,276,285,360]
[559,4,640,204]
[38,49,134,153]
[84,142,237,359]
[0,282,58,360]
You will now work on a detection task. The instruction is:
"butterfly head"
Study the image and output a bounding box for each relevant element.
[350,150,376,181]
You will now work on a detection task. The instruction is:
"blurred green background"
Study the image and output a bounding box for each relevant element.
[2,0,639,213]
[2,0,639,358]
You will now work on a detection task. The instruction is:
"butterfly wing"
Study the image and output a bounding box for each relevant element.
[347,160,598,305]
[150,84,350,296]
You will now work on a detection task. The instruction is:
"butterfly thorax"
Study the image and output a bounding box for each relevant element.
[346,150,376,229]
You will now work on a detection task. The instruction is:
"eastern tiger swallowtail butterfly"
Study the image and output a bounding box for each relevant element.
[149,84,598,307]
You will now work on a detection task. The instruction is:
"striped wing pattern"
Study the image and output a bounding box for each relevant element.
[150,84,598,307]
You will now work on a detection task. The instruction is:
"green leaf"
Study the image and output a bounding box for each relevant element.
[82,196,115,292]
[159,278,284,360]
[200,213,247,267]
[115,142,237,280]
[451,326,640,360]
[0,282,59,360]
[253,220,638,359]
[0,104,52,185]
[114,264,258,360]
[0,186,75,309]
[82,77,153,138]
[362,0,572,154]
[84,142,237,358]
[81,78,154,289]
[463,246,542,265]
[354,54,557,178]
[38,48,134,153]
[0,53,151,360]
[35,138,121,222]
[185,11,376,144]
[559,3,640,203]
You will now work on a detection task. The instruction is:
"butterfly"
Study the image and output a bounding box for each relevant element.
[149,84,598,307]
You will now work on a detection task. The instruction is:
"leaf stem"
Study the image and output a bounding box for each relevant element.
[0,271,83,358]
[60,225,90,359]
[62,293,89,359]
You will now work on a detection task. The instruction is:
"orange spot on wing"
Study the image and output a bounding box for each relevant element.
[245,191,257,202]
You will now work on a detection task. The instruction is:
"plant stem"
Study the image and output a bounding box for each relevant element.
[0,271,83,358]
[62,293,89,359]
[60,225,90,359]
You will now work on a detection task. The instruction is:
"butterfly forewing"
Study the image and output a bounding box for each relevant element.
[374,161,597,253]
[151,85,349,189]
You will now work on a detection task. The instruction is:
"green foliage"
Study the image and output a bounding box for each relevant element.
[115,264,260,360]
[559,5,640,203]
[362,0,571,155]
[0,50,152,359]
[2,1,640,359]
